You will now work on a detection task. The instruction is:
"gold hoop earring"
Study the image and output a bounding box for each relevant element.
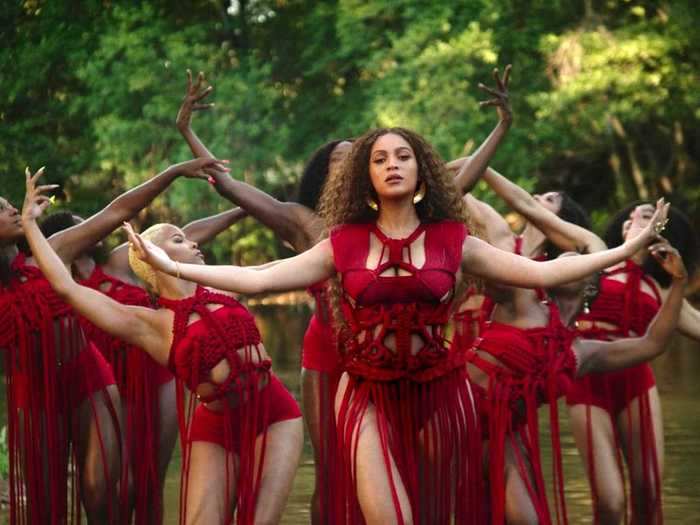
[413,181,427,204]
[366,196,379,211]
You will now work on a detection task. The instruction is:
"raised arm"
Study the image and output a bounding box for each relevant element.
[575,243,687,375]
[453,65,513,194]
[462,199,668,288]
[175,70,318,252]
[125,222,335,295]
[181,207,248,245]
[21,168,169,362]
[482,167,607,253]
[47,158,225,264]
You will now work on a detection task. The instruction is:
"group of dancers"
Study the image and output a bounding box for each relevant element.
[1,65,699,525]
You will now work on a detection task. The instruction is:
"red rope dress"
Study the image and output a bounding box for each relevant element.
[1,253,118,524]
[331,221,482,524]
[565,260,662,523]
[79,265,174,525]
[466,299,578,525]
[157,286,300,525]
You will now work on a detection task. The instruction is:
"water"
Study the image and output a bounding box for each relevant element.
[3,303,699,523]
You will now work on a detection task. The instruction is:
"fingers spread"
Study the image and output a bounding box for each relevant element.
[502,64,512,87]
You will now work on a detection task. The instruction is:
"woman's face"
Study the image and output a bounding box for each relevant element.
[533,191,563,214]
[368,133,419,202]
[622,203,655,241]
[0,197,23,242]
[328,140,353,179]
[154,225,205,265]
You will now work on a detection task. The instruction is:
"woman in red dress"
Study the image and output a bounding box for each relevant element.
[175,67,513,523]
[124,126,667,524]
[0,159,214,524]
[37,204,246,525]
[565,203,699,525]
[22,167,303,525]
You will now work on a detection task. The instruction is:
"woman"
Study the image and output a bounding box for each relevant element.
[176,67,513,523]
[38,204,246,525]
[22,169,303,525]
[565,202,700,525]
[123,127,667,524]
[0,159,214,525]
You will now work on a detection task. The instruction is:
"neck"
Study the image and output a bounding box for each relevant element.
[551,289,585,327]
[0,242,19,262]
[520,223,547,258]
[157,272,198,300]
[73,255,96,281]
[376,197,420,237]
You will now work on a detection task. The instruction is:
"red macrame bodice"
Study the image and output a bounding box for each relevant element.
[471,300,578,405]
[158,287,268,402]
[331,221,467,381]
[576,259,661,338]
[79,265,152,351]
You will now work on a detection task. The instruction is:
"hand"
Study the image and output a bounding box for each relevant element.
[176,70,214,131]
[649,239,687,281]
[21,166,59,223]
[122,222,177,275]
[174,157,230,180]
[478,64,512,124]
[623,198,670,251]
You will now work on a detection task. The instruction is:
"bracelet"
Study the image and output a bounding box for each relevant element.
[174,261,181,279]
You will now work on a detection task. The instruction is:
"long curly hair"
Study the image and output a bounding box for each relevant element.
[295,139,352,211]
[318,127,472,229]
[318,127,476,331]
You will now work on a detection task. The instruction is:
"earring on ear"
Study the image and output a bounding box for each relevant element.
[366,196,379,211]
[583,299,591,315]
[413,181,427,204]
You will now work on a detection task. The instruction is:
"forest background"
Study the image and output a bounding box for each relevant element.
[1,0,698,279]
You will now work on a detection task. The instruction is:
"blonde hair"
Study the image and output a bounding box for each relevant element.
[128,223,170,293]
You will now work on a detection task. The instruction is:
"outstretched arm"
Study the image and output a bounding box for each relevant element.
[575,243,687,375]
[454,65,513,194]
[483,166,607,253]
[176,70,317,251]
[21,169,168,362]
[125,222,335,294]
[181,207,248,245]
[47,158,225,264]
[462,199,668,288]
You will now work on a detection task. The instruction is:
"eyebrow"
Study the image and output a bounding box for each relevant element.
[371,147,412,156]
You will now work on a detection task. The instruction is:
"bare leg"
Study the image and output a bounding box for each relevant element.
[336,374,414,525]
[158,379,179,488]
[568,404,625,524]
[184,442,238,525]
[74,384,123,524]
[301,367,328,524]
[503,437,540,525]
[253,417,304,524]
[617,386,664,525]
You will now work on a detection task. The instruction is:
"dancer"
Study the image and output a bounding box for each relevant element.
[175,66,512,523]
[565,202,700,525]
[38,204,246,525]
[0,158,215,525]
[22,168,303,525]
[125,127,668,524]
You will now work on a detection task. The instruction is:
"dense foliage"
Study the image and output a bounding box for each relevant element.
[1,0,698,264]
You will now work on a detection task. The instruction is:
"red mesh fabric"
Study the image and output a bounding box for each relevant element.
[157,286,272,525]
[329,221,483,524]
[467,300,577,525]
[80,265,172,525]
[565,260,663,524]
[2,253,120,524]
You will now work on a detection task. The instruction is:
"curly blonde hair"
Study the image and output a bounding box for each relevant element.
[318,127,479,331]
[128,223,170,293]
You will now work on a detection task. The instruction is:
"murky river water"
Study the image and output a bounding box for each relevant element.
[3,303,699,523]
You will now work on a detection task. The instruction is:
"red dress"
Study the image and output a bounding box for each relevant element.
[157,286,300,525]
[1,253,117,525]
[331,221,482,524]
[79,265,173,525]
[565,260,662,523]
[466,300,578,525]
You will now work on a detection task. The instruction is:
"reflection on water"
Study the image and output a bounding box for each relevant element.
[2,304,697,523]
